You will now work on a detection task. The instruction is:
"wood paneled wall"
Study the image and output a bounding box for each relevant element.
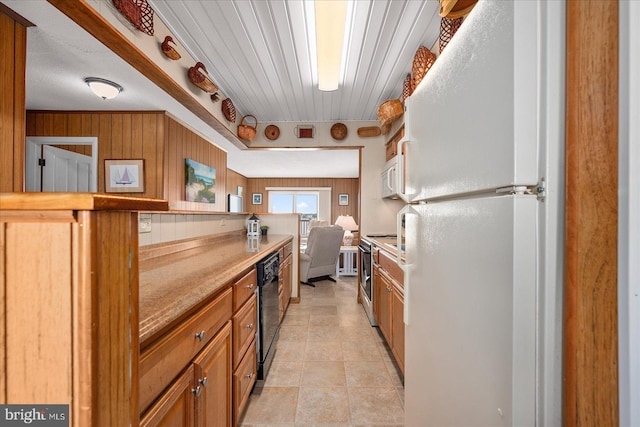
[163,116,227,211]
[26,111,228,211]
[246,177,359,222]
[227,169,248,212]
[0,9,27,192]
[564,1,619,425]
[26,111,165,200]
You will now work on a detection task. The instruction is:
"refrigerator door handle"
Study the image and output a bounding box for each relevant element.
[386,166,394,191]
[396,138,410,203]
[398,205,413,325]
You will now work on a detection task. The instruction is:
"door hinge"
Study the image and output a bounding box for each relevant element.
[38,158,46,167]
[535,178,546,201]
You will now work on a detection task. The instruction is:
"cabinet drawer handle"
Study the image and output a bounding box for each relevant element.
[192,385,202,397]
[194,330,206,341]
[246,323,254,330]
[199,376,208,387]
[245,373,253,380]
[245,283,255,290]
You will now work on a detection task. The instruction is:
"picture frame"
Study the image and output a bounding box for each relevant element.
[338,194,349,206]
[185,158,216,203]
[252,193,263,205]
[105,159,145,193]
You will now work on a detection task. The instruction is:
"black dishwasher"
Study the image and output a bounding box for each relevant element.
[256,251,280,380]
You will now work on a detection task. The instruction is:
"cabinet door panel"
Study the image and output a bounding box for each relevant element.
[233,294,257,369]
[391,286,405,375]
[140,365,195,427]
[233,339,257,424]
[378,272,392,343]
[194,321,233,427]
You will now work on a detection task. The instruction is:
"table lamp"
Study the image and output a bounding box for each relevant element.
[335,215,358,246]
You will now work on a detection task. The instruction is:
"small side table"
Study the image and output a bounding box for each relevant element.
[336,246,358,277]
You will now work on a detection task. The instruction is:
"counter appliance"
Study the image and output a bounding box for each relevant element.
[399,1,564,425]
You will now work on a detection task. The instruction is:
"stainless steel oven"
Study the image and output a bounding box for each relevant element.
[358,238,377,326]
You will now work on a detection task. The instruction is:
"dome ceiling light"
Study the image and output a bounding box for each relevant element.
[84,77,123,100]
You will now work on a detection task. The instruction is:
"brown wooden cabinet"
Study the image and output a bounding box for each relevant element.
[141,322,232,427]
[385,125,405,161]
[0,193,168,427]
[372,248,405,375]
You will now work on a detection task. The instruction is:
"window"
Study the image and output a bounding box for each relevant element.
[269,191,319,221]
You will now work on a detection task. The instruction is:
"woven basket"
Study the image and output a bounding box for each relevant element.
[377,99,404,128]
[238,115,258,141]
[161,36,181,60]
[400,73,412,104]
[330,123,348,141]
[411,46,436,92]
[439,0,478,18]
[188,62,218,93]
[222,98,236,122]
[113,0,154,36]
[439,17,463,53]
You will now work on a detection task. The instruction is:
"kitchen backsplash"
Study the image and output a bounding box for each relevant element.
[139,213,247,246]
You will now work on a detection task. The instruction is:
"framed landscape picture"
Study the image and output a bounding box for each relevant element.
[105,159,144,193]
[185,158,216,203]
[252,193,262,205]
[338,194,349,206]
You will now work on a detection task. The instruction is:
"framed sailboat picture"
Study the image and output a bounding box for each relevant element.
[105,159,145,193]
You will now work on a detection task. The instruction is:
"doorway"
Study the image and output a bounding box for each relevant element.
[25,136,98,192]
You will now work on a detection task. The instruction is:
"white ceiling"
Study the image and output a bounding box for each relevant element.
[5,0,441,178]
[149,0,441,122]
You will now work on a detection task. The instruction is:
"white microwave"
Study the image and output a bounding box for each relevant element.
[381,155,400,199]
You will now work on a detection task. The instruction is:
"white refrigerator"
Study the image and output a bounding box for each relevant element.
[398,1,564,426]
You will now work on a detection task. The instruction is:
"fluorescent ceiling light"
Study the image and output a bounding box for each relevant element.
[315,0,347,91]
[84,77,123,100]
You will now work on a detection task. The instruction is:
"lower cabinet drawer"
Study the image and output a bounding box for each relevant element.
[140,287,233,414]
[233,268,257,312]
[233,338,256,424]
[233,293,257,369]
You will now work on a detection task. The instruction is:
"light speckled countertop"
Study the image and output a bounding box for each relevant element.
[139,234,292,344]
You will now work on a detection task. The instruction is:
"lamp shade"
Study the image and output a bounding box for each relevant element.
[335,215,358,231]
[335,215,358,246]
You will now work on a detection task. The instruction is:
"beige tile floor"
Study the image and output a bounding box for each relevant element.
[239,276,405,427]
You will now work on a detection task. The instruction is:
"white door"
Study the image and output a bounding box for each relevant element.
[403,195,537,426]
[25,137,98,192]
[41,145,92,192]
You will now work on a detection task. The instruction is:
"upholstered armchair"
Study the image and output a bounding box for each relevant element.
[299,225,344,286]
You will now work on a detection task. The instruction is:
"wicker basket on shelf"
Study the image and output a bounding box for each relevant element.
[439,17,463,53]
[237,115,258,141]
[400,73,412,104]
[377,99,404,130]
[222,98,236,123]
[411,46,436,92]
[188,62,218,93]
[113,0,154,36]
